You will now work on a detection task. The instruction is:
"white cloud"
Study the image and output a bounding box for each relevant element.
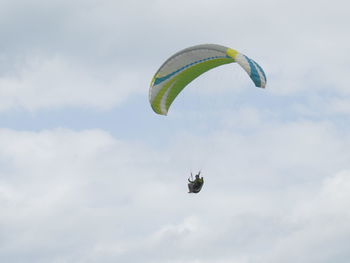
[1,0,350,262]
[328,98,350,115]
[0,0,349,112]
[0,118,349,262]
[0,55,147,111]
[260,170,350,263]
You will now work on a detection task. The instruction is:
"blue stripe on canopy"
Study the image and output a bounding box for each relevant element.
[252,59,266,83]
[153,55,228,86]
[244,55,261,87]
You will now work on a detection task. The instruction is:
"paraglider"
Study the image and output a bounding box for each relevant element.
[188,171,204,194]
[148,44,266,193]
[149,44,266,115]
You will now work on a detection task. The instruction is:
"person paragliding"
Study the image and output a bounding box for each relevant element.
[148,44,266,194]
[188,171,204,193]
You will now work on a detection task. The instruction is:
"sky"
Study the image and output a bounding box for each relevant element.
[0,0,350,262]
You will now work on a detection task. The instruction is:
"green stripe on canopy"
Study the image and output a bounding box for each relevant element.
[151,57,234,115]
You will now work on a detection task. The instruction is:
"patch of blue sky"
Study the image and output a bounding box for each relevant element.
[1,87,348,148]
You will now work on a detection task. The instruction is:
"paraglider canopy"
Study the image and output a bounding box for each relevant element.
[149,44,266,115]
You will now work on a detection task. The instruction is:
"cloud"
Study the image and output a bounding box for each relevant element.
[328,98,350,115]
[260,170,350,263]
[1,0,350,262]
[0,0,349,112]
[0,128,162,261]
[0,55,147,112]
[0,118,349,262]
